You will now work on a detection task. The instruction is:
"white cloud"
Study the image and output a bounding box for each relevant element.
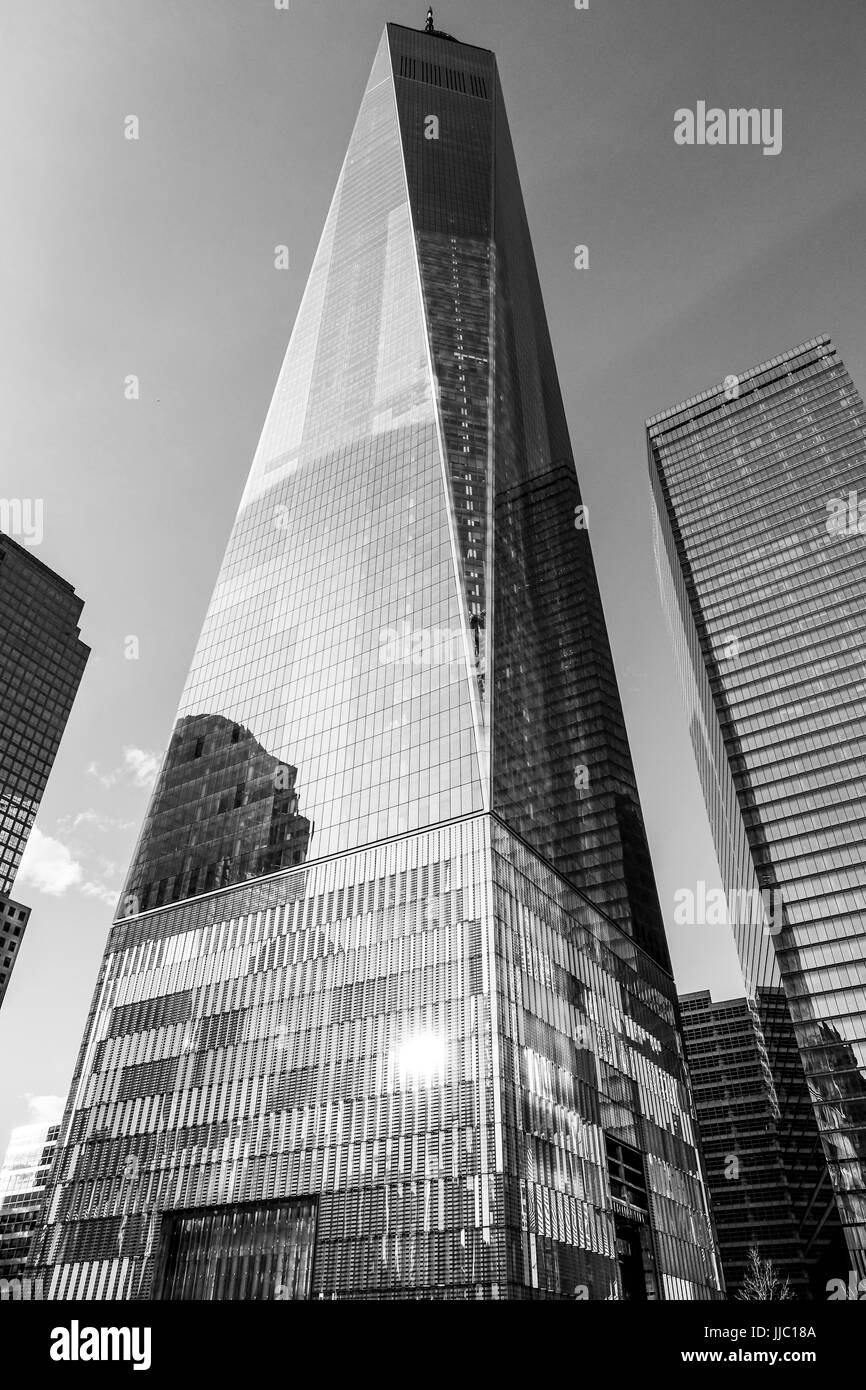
[87,747,160,791]
[86,767,114,789]
[60,809,135,834]
[80,880,119,908]
[86,760,115,789]
[26,1094,66,1126]
[15,827,82,896]
[14,828,121,909]
[123,746,160,789]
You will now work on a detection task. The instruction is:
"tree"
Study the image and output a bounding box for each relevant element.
[736,1247,794,1301]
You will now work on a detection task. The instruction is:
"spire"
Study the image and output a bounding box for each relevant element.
[423,7,458,43]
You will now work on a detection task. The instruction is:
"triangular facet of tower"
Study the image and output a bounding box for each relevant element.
[119,30,486,915]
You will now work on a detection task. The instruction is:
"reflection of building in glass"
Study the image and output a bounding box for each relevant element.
[802,1019,866,1177]
[32,20,721,1300]
[680,989,847,1298]
[0,534,88,999]
[492,465,669,966]
[0,898,30,1010]
[123,715,311,913]
[0,1120,60,1283]
[649,337,866,1274]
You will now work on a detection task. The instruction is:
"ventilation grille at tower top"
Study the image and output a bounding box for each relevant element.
[398,54,489,100]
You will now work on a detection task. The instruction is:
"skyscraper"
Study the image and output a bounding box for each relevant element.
[0,1118,60,1288]
[680,989,846,1298]
[0,898,31,1011]
[33,17,720,1301]
[0,533,89,901]
[649,335,866,1276]
[0,532,89,1008]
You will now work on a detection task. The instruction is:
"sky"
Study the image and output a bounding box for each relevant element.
[1,0,864,1158]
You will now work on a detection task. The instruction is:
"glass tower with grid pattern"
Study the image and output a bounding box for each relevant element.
[649,335,866,1277]
[680,989,847,1298]
[32,20,721,1301]
[0,532,89,1007]
[0,532,89,901]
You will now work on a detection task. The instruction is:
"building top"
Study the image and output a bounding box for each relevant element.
[387,17,493,58]
[645,333,834,433]
[423,6,457,41]
[679,991,756,1014]
[679,986,789,1013]
[0,528,85,601]
[2,898,31,921]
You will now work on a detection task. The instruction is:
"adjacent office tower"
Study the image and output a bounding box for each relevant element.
[0,1118,60,1286]
[33,17,721,1300]
[680,989,847,1297]
[0,899,32,1011]
[649,336,866,1276]
[0,532,89,1006]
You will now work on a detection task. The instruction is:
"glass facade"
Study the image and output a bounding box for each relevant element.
[119,26,669,973]
[34,819,717,1299]
[152,1198,317,1301]
[119,30,483,917]
[396,35,671,964]
[31,21,721,1299]
[0,1120,60,1284]
[0,533,89,909]
[649,336,866,1273]
[680,988,847,1297]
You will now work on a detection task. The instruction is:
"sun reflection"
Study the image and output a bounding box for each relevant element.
[396,1032,446,1086]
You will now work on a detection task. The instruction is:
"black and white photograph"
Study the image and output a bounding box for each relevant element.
[0,0,864,1367]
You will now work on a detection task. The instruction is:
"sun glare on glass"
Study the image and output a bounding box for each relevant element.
[395,1032,446,1085]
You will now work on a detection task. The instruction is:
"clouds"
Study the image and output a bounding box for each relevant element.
[15,827,119,909]
[25,1093,66,1126]
[59,809,135,834]
[80,880,120,908]
[13,744,156,911]
[87,746,160,791]
[123,747,160,788]
[16,827,82,896]
[1,1096,67,1157]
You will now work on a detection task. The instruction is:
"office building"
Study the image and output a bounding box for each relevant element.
[0,898,31,1010]
[31,16,721,1300]
[0,531,89,931]
[0,1119,60,1285]
[649,335,866,1273]
[680,989,847,1297]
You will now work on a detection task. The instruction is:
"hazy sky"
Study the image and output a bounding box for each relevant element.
[1,0,864,1157]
